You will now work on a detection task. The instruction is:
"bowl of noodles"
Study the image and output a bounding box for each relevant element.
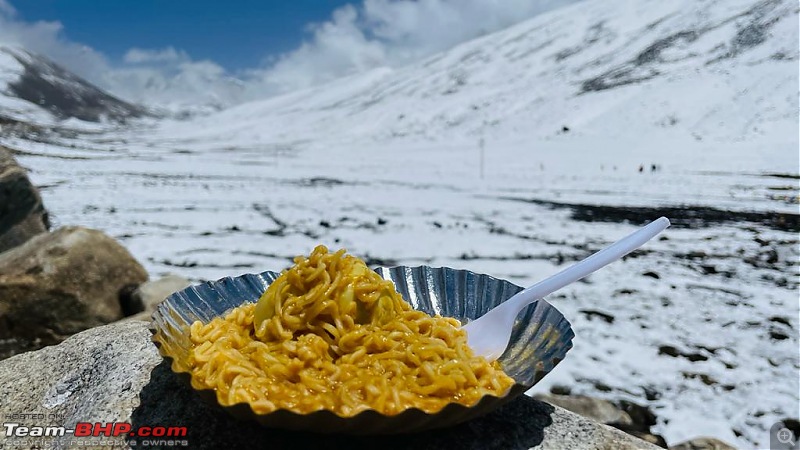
[150,246,574,434]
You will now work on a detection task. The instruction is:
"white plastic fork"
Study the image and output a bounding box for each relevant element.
[463,217,671,361]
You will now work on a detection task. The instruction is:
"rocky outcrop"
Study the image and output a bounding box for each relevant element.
[0,226,148,358]
[534,394,633,425]
[0,146,48,254]
[0,321,159,449]
[0,320,662,450]
[535,393,667,447]
[1,46,149,123]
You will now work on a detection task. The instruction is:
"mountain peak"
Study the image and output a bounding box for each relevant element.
[0,46,150,123]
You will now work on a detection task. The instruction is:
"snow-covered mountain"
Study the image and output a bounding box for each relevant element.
[159,0,798,146]
[0,46,149,125]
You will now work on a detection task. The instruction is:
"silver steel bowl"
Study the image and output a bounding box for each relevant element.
[150,266,574,434]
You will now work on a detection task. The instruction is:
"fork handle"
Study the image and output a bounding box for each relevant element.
[500,217,671,320]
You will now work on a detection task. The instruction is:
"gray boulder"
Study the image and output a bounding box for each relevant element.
[0,320,662,450]
[0,226,148,358]
[0,146,49,254]
[534,394,633,425]
[534,393,667,447]
[669,437,738,450]
[122,274,192,320]
[0,321,159,449]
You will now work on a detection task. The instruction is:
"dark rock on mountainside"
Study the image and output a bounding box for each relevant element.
[579,0,790,93]
[1,46,149,122]
[0,145,49,253]
[0,226,148,358]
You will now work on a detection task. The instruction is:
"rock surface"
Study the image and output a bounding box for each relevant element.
[0,146,48,254]
[122,274,192,320]
[534,394,633,426]
[0,226,148,358]
[0,320,662,450]
[535,393,667,447]
[0,321,159,449]
[668,437,738,450]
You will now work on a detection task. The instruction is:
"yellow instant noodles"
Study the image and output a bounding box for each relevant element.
[188,245,515,416]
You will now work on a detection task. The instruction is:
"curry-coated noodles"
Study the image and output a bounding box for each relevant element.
[188,246,515,416]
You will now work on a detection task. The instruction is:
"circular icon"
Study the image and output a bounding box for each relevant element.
[777,427,795,444]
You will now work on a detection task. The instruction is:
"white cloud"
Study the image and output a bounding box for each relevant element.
[0,0,110,83]
[0,0,16,17]
[0,0,578,110]
[111,47,245,109]
[255,0,579,93]
[123,47,188,64]
[257,5,387,92]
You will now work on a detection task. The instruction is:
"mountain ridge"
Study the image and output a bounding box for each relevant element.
[0,46,150,125]
[156,0,797,147]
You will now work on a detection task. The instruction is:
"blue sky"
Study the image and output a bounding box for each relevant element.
[10,0,354,70]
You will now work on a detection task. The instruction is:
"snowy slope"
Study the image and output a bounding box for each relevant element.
[158,0,798,146]
[143,0,798,220]
[0,0,797,448]
[0,47,56,125]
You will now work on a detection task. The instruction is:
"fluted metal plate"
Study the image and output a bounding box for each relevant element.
[150,266,574,434]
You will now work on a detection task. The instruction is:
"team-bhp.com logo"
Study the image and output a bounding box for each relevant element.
[4,422,187,437]
[4,422,188,447]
